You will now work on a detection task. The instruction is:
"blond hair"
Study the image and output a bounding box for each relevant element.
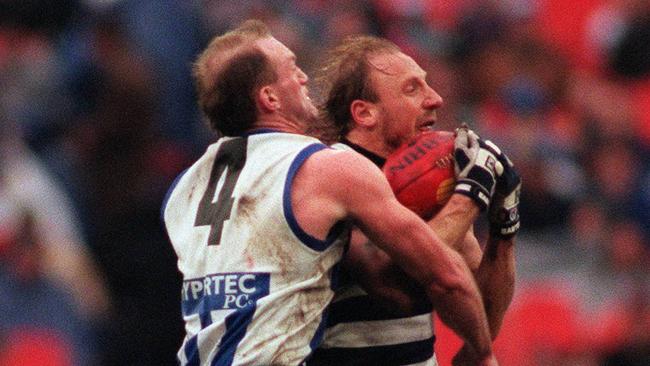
[316,35,400,140]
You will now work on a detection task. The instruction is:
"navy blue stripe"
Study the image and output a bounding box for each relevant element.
[181,274,270,365]
[161,167,190,223]
[212,306,256,366]
[183,335,200,366]
[211,275,270,366]
[309,305,330,352]
[327,294,432,327]
[283,143,339,252]
[306,260,345,355]
[301,260,346,364]
[307,336,436,366]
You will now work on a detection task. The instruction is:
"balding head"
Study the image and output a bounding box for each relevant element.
[193,20,278,136]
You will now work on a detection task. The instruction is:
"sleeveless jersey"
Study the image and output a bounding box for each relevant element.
[162,131,350,366]
[307,141,437,366]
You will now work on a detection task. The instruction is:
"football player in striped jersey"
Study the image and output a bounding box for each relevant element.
[310,35,520,366]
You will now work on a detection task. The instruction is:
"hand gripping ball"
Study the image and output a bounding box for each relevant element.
[383,130,456,219]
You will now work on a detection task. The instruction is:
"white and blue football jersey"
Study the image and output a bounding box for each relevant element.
[162,130,350,366]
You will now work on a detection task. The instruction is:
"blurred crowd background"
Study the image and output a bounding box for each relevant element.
[0,0,648,365]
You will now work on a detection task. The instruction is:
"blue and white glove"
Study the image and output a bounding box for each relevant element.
[479,139,522,238]
[453,126,503,211]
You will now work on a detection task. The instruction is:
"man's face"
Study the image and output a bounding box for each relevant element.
[368,51,443,151]
[257,37,318,125]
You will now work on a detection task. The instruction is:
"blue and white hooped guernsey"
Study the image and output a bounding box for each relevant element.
[306,142,438,366]
[162,131,350,365]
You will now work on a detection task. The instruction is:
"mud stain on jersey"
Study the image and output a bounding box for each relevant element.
[244,250,255,269]
[269,280,333,364]
[237,194,257,221]
[242,214,294,276]
[237,193,270,269]
[187,185,195,201]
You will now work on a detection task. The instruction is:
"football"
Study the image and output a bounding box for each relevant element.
[383,130,456,219]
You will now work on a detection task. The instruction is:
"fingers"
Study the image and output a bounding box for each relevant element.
[454,127,469,150]
[479,138,514,169]
[467,129,481,149]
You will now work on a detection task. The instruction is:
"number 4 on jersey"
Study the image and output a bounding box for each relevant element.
[194,138,247,246]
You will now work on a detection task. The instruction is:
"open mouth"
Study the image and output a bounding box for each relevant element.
[418,119,436,131]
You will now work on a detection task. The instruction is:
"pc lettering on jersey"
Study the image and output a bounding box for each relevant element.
[181,272,270,316]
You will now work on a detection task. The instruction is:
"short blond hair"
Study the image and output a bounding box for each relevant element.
[193,20,278,136]
[316,35,400,140]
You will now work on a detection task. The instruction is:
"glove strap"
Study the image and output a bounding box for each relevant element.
[489,193,520,239]
[455,181,489,211]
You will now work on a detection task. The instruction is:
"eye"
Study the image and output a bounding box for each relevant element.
[403,81,419,94]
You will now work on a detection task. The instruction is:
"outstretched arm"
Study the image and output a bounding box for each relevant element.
[344,193,481,316]
[297,148,496,363]
[346,189,515,337]
[454,137,521,365]
[478,136,521,338]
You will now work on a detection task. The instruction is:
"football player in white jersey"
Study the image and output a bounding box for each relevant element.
[309,36,521,365]
[163,20,499,366]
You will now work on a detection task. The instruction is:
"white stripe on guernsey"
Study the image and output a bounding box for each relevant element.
[330,286,367,303]
[320,313,433,348]
[405,355,439,366]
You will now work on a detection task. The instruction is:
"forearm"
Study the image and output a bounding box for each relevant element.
[427,251,493,359]
[428,194,479,251]
[476,235,516,338]
[361,212,494,358]
[344,235,431,315]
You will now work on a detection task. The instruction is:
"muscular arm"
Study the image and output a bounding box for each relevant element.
[475,235,515,338]
[344,194,480,315]
[295,149,494,360]
[453,234,515,365]
[428,194,480,264]
[347,189,515,339]
[445,222,515,339]
[342,229,431,316]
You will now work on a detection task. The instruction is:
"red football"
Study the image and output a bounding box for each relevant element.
[383,130,456,219]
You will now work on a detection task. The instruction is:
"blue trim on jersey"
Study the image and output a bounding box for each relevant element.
[302,260,345,364]
[212,275,270,366]
[181,273,270,365]
[212,305,255,366]
[161,167,190,223]
[283,143,344,252]
[184,335,200,366]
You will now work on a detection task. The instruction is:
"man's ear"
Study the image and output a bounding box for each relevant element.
[258,85,279,112]
[350,100,377,128]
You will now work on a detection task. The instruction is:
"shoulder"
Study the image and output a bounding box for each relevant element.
[305,148,385,186]
[330,142,354,151]
[298,148,395,217]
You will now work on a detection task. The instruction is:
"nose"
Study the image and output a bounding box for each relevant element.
[423,86,443,109]
[298,67,308,84]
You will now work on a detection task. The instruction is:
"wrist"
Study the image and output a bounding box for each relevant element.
[489,221,520,238]
[454,181,490,211]
[471,344,494,363]
[477,354,498,366]
[447,194,481,215]
[489,228,518,240]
